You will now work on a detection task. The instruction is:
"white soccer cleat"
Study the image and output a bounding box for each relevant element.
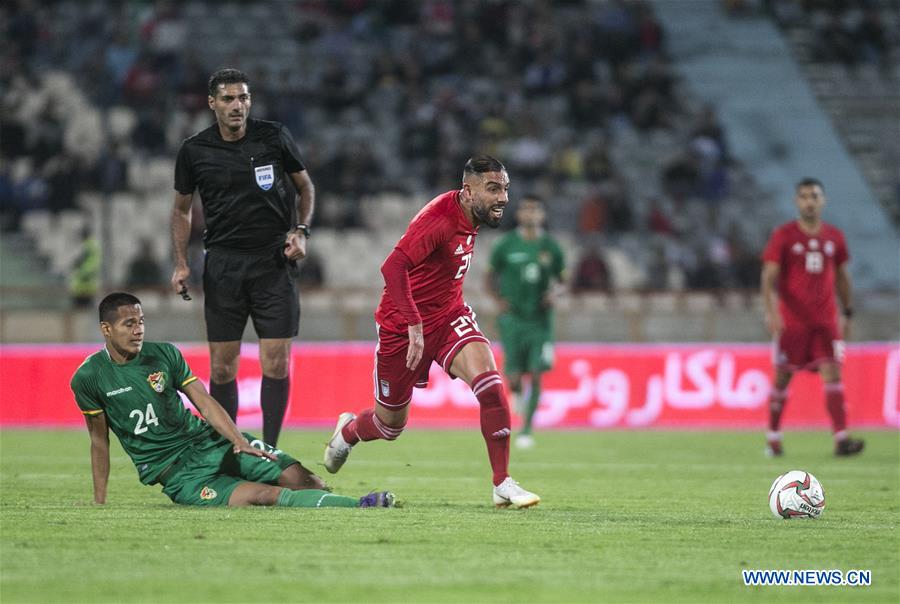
[492,477,540,509]
[323,412,355,474]
[515,434,535,450]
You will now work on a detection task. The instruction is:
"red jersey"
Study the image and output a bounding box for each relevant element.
[761,221,849,327]
[375,190,478,334]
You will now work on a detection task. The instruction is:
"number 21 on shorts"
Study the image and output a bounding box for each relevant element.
[451,314,480,337]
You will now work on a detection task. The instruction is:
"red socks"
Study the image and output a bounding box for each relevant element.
[339,370,512,487]
[768,382,848,440]
[472,370,510,486]
[825,382,847,437]
[767,388,787,433]
[341,409,405,445]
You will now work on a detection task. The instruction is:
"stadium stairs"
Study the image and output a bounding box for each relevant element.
[0,231,66,311]
[651,0,899,292]
[781,25,900,227]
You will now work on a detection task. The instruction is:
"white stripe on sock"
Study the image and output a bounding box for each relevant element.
[372,414,395,439]
[473,376,503,397]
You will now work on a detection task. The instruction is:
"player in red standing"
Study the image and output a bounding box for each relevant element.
[761,177,864,457]
[323,155,539,508]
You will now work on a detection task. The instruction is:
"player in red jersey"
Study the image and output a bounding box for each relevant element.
[761,178,864,457]
[323,155,539,508]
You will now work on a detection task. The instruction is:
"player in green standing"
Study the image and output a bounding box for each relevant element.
[71,292,395,508]
[485,195,566,449]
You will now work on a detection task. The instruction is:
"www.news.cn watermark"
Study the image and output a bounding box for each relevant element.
[743,570,872,586]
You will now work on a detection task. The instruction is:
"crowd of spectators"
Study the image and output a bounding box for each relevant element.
[765,0,896,73]
[763,0,899,227]
[2,0,770,296]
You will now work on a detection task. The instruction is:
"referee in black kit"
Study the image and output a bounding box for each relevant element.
[170,68,314,446]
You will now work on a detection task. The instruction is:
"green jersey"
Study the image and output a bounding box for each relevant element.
[71,342,215,485]
[489,230,565,322]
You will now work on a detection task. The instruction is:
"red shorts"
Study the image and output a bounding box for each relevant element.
[774,322,843,371]
[373,305,490,409]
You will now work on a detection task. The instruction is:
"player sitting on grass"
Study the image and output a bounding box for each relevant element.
[72,292,394,508]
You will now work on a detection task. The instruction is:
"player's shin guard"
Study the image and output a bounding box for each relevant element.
[342,408,406,445]
[767,388,787,433]
[276,488,358,508]
[261,376,289,446]
[825,381,848,436]
[210,379,239,422]
[472,370,511,487]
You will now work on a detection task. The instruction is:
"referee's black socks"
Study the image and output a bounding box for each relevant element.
[261,376,290,446]
[211,379,239,423]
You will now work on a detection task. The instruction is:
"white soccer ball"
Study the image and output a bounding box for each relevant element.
[768,470,826,519]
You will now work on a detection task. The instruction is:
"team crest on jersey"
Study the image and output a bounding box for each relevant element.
[380,379,390,398]
[824,240,835,256]
[254,165,274,191]
[147,371,166,393]
[539,250,552,266]
[808,238,819,250]
[200,486,218,501]
[791,242,804,254]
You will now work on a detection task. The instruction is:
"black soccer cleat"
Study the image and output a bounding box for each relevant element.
[834,437,865,456]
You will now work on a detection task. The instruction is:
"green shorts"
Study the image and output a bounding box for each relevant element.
[498,314,554,376]
[160,433,298,506]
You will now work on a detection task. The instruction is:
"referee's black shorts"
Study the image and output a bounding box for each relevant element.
[202,247,300,342]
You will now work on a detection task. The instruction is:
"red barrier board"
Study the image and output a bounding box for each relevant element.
[1,343,897,429]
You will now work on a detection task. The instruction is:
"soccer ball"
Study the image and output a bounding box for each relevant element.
[768,470,825,519]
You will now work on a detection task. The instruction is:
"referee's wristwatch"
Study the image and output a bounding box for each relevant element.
[293,223,311,238]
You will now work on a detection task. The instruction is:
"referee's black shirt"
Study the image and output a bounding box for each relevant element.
[175,118,306,254]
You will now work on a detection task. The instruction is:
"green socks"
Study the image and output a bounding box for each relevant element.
[521,374,542,434]
[276,488,359,508]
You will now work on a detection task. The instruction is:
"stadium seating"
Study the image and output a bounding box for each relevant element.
[1,0,896,342]
[775,4,900,225]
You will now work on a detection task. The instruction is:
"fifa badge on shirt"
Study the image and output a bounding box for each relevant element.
[254,164,274,191]
[380,379,391,398]
[200,486,218,501]
[147,371,166,393]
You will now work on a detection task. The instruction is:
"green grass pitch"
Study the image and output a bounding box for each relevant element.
[1,429,897,603]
